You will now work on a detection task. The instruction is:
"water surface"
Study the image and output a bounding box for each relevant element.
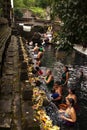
[42,45,87,130]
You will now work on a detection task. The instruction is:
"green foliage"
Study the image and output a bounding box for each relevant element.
[23,0,35,7]
[14,9,23,18]
[14,0,50,9]
[30,7,45,18]
[0,0,3,16]
[14,0,25,8]
[0,8,2,16]
[35,0,50,8]
[14,0,50,18]
[51,0,87,50]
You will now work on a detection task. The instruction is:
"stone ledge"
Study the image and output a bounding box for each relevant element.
[22,103,40,130]
[0,113,11,130]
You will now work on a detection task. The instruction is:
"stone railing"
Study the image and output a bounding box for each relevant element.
[0,25,11,77]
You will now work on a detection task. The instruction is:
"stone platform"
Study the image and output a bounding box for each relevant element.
[0,35,41,130]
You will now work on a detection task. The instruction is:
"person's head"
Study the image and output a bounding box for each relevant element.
[64,66,68,72]
[29,41,33,45]
[35,43,38,46]
[26,41,28,44]
[68,87,76,94]
[80,69,83,75]
[66,98,75,107]
[53,81,61,88]
[35,66,40,71]
[46,69,52,76]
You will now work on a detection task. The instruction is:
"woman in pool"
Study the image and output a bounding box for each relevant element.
[61,66,69,87]
[59,98,77,129]
[44,69,54,91]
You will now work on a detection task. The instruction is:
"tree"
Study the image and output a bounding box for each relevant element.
[14,0,25,8]
[35,0,50,8]
[23,0,35,7]
[14,9,23,18]
[50,0,87,49]
[0,0,4,16]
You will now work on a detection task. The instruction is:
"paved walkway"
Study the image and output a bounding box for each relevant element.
[74,44,87,56]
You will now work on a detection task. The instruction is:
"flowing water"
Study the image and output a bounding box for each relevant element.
[41,45,87,130]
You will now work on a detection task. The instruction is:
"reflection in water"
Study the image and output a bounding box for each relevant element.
[42,45,87,130]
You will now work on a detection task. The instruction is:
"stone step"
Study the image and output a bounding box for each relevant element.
[0,113,11,130]
[5,62,14,66]
[21,62,27,70]
[0,99,12,113]
[1,75,14,82]
[5,70,15,75]
[22,103,40,130]
[1,84,13,95]
[22,88,33,101]
[6,54,15,57]
[20,71,28,81]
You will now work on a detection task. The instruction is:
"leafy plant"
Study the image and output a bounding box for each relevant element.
[50,0,87,50]
[14,9,23,18]
[30,7,45,18]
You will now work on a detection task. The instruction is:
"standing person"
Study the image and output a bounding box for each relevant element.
[33,43,39,59]
[61,66,69,87]
[78,69,84,83]
[33,43,39,54]
[44,69,54,91]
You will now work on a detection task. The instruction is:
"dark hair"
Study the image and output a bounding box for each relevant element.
[65,66,68,71]
[35,66,40,71]
[54,81,61,86]
[68,98,75,107]
[36,58,39,61]
[69,87,76,94]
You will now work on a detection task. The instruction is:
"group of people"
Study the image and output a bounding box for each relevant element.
[43,66,78,129]
[29,42,83,130]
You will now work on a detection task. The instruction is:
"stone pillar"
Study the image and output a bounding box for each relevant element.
[2,0,11,26]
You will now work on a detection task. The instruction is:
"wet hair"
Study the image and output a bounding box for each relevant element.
[68,98,75,107]
[35,66,40,71]
[54,81,61,86]
[69,87,76,94]
[80,69,83,76]
[65,66,68,71]
[36,58,39,61]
